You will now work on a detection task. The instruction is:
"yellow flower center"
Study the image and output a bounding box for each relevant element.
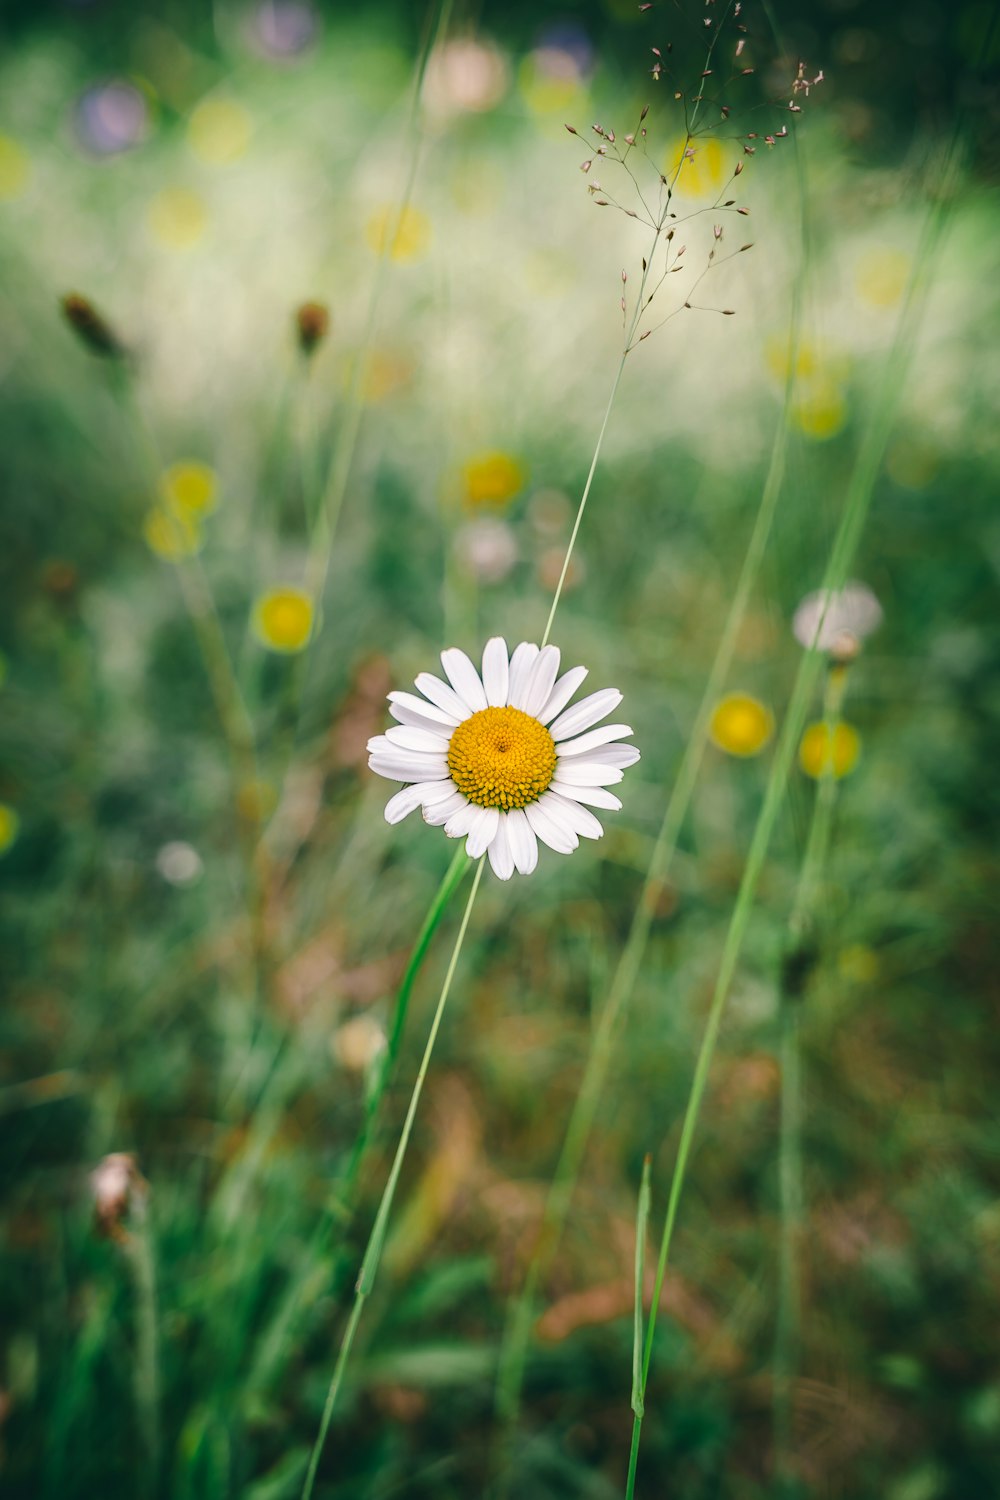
[447,706,557,810]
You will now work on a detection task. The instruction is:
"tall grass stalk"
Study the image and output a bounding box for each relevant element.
[773,659,850,1493]
[493,134,811,1439]
[302,0,452,605]
[125,1182,160,1498]
[300,855,482,1500]
[624,139,964,1497]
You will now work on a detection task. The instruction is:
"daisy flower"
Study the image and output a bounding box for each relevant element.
[367,638,639,879]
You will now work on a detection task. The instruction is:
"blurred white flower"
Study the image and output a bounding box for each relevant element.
[792,581,882,655]
[455,519,518,584]
[74,80,148,157]
[252,1,318,59]
[423,38,508,118]
[155,841,203,886]
[332,1014,387,1074]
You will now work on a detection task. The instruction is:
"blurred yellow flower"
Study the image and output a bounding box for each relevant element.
[0,804,19,854]
[252,587,314,653]
[462,451,526,510]
[518,50,585,114]
[0,135,30,201]
[365,204,431,262]
[148,187,207,249]
[838,943,880,983]
[793,381,847,441]
[666,136,726,198]
[856,247,909,308]
[799,721,860,779]
[161,461,218,516]
[143,505,202,560]
[236,778,278,822]
[188,98,252,164]
[709,693,774,757]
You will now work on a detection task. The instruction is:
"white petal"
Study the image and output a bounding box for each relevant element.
[384,725,452,754]
[444,802,479,839]
[466,805,500,859]
[383,784,430,825]
[569,743,641,770]
[441,648,488,714]
[556,723,634,758]
[538,665,589,725]
[389,701,459,735]
[414,672,473,723]
[384,779,457,822]
[423,791,468,825]
[525,799,578,854]
[549,688,623,742]
[542,791,604,840]
[507,642,539,709]
[488,817,515,880]
[389,690,461,728]
[550,781,622,811]
[549,760,625,787]
[369,754,450,783]
[481,637,509,708]
[505,807,538,874]
[522,646,561,718]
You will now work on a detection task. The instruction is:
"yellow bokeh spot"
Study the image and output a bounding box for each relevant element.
[161,461,218,516]
[148,187,207,249]
[365,204,431,263]
[188,98,252,164]
[363,349,414,403]
[143,505,202,560]
[0,804,19,855]
[462,451,526,510]
[856,247,909,308]
[709,692,774,757]
[666,136,726,198]
[518,53,585,115]
[236,778,277,823]
[838,944,880,984]
[0,135,29,201]
[793,382,847,441]
[252,588,314,653]
[799,720,861,779]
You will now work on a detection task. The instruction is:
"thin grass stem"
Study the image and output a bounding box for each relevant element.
[624,143,962,1496]
[300,855,485,1500]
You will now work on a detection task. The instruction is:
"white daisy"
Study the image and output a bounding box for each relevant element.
[792,581,882,656]
[367,638,639,880]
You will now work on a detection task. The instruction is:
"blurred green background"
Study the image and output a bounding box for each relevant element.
[1,1,999,1497]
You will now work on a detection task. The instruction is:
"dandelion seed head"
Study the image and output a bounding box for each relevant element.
[709,693,774,757]
[799,721,861,779]
[252,587,314,653]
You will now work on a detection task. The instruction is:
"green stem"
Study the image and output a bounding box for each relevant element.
[300,856,485,1500]
[624,140,960,1498]
[126,1185,160,1498]
[493,121,810,1448]
[773,661,849,1493]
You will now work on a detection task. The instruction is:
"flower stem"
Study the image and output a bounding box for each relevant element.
[125,1184,160,1498]
[773,661,849,1493]
[623,145,961,1497]
[300,855,485,1500]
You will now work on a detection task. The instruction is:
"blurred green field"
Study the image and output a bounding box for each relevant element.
[1,2,999,1498]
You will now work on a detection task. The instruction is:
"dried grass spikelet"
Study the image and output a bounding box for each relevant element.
[60,293,124,358]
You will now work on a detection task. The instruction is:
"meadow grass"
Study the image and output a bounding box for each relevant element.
[0,5,997,1500]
